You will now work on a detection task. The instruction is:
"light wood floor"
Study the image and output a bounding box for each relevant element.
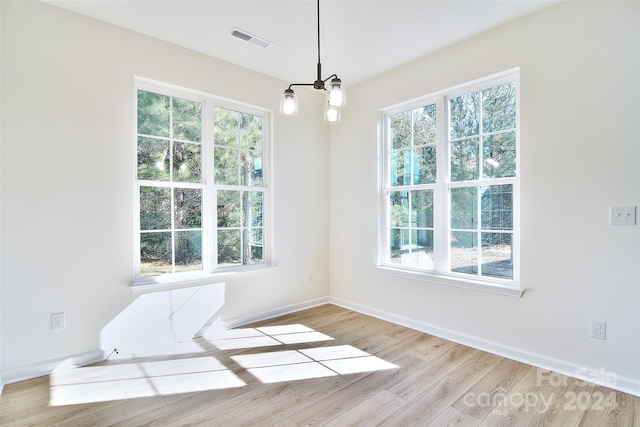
[1,304,638,426]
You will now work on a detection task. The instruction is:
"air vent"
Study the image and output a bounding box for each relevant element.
[228,27,272,48]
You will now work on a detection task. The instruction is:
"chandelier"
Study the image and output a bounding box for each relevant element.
[279,0,346,123]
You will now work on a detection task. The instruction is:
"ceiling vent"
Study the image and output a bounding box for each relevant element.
[228,27,272,48]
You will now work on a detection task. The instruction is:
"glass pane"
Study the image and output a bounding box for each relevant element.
[241,150,263,186]
[410,229,435,270]
[174,188,201,229]
[482,82,516,133]
[450,231,478,275]
[217,190,241,228]
[218,229,241,267]
[214,146,239,185]
[174,142,202,183]
[390,111,411,149]
[389,191,409,227]
[413,145,436,184]
[137,91,170,137]
[245,191,263,227]
[389,228,410,265]
[481,232,513,279]
[140,231,172,276]
[411,190,433,228]
[449,92,479,139]
[481,185,513,230]
[390,149,411,186]
[413,104,437,146]
[239,113,263,150]
[140,186,171,230]
[250,228,264,264]
[241,228,262,264]
[451,187,477,230]
[451,137,479,181]
[172,97,202,142]
[175,230,202,272]
[483,132,516,179]
[214,107,239,147]
[137,137,170,181]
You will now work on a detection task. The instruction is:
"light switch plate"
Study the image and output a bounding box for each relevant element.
[609,206,636,225]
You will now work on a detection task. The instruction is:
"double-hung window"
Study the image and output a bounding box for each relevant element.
[380,70,520,294]
[134,80,271,286]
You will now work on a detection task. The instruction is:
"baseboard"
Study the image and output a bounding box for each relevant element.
[1,349,105,386]
[222,296,331,329]
[329,297,640,398]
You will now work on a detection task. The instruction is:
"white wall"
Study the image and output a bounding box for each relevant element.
[0,0,329,380]
[329,1,640,393]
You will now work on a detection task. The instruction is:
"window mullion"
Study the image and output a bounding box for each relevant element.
[435,94,448,273]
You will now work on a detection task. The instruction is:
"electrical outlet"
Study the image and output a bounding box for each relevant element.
[308,273,314,284]
[609,206,636,225]
[590,319,606,340]
[51,312,65,331]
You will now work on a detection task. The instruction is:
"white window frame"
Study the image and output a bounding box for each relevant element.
[378,69,522,297]
[132,78,274,292]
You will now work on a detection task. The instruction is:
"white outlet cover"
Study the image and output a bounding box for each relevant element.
[51,312,65,331]
[609,206,636,225]
[590,319,606,340]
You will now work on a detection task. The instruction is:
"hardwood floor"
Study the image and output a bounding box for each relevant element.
[1,304,638,426]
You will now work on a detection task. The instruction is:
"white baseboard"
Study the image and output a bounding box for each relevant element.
[1,349,105,386]
[329,297,640,398]
[222,297,331,329]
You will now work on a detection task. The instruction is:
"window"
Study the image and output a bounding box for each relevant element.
[380,70,519,292]
[134,80,270,285]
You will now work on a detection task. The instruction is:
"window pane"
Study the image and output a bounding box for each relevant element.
[174,142,202,183]
[214,107,239,147]
[413,104,437,146]
[413,229,435,270]
[245,191,263,227]
[413,146,436,184]
[483,132,516,179]
[175,230,202,272]
[481,232,513,279]
[214,146,239,185]
[449,92,479,139]
[174,188,202,229]
[450,231,478,274]
[140,187,171,230]
[217,190,241,228]
[451,137,479,181]
[239,113,262,150]
[242,229,263,264]
[390,150,411,186]
[172,97,202,142]
[450,187,477,229]
[481,184,513,230]
[411,190,433,228]
[389,228,410,264]
[390,111,411,149]
[241,150,263,186]
[137,91,170,137]
[390,191,409,227]
[140,232,172,276]
[218,229,241,267]
[137,137,170,181]
[482,82,516,133]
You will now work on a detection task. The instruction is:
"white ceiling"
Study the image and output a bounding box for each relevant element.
[44,0,558,86]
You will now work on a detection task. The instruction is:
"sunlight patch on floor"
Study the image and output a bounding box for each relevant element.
[49,325,396,406]
[49,356,246,406]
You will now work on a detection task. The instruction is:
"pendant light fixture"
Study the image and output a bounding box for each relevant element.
[279,0,346,124]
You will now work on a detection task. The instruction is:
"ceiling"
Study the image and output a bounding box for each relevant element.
[43,0,558,86]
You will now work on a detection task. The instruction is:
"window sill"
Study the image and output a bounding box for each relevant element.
[376,266,525,298]
[130,265,277,294]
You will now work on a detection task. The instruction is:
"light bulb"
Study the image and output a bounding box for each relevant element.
[283,98,296,115]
